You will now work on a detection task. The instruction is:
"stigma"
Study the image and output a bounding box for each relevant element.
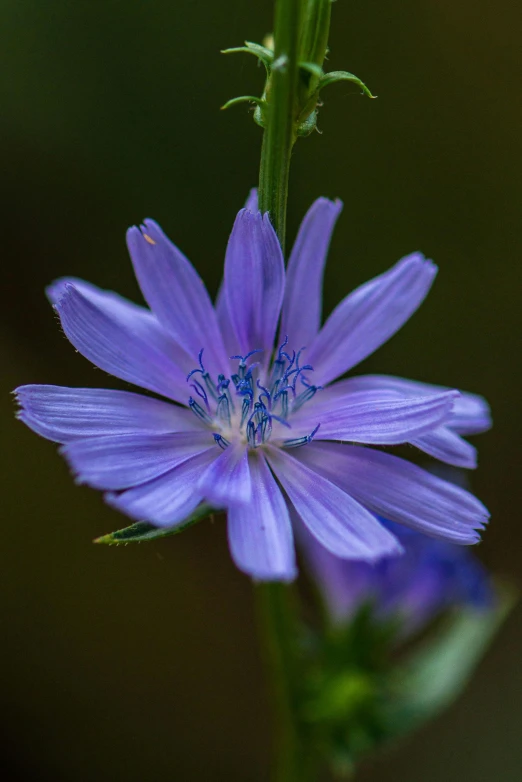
[186,338,321,450]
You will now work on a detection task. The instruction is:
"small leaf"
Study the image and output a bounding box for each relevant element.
[299,61,324,79]
[221,95,265,111]
[94,504,214,545]
[319,70,375,99]
[221,41,273,69]
[385,585,516,738]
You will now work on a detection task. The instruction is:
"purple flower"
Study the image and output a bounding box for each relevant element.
[299,514,493,633]
[15,196,491,581]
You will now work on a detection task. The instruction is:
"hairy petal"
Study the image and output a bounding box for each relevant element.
[266,447,402,561]
[295,443,488,544]
[224,209,285,355]
[62,431,213,490]
[307,253,437,384]
[106,448,217,526]
[52,284,190,403]
[14,385,201,443]
[198,441,252,506]
[280,198,343,348]
[227,452,296,581]
[126,219,228,375]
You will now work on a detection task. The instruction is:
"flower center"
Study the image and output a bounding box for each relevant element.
[186,337,321,450]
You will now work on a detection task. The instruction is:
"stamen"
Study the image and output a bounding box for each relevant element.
[190,380,210,411]
[283,423,320,449]
[189,397,213,425]
[213,433,230,450]
[216,394,231,427]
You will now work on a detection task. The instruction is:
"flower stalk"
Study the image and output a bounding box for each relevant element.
[257,0,304,251]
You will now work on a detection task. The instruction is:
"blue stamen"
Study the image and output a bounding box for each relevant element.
[283,423,320,449]
[240,397,252,428]
[190,380,210,411]
[213,433,230,450]
[293,384,319,412]
[189,396,213,425]
[216,394,231,426]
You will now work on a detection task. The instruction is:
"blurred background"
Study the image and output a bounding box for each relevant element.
[1,0,520,779]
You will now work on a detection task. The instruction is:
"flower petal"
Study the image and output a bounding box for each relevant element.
[215,283,239,356]
[280,198,342,349]
[14,385,201,443]
[106,447,217,526]
[126,219,228,375]
[52,283,190,403]
[224,209,285,355]
[307,390,458,444]
[198,441,251,506]
[227,452,297,581]
[411,427,478,469]
[47,277,194,375]
[295,442,488,544]
[61,431,213,490]
[320,374,491,436]
[244,188,258,212]
[266,447,402,561]
[307,253,437,384]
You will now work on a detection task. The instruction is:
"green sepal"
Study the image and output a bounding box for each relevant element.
[221,95,265,111]
[93,503,214,545]
[221,41,274,70]
[384,585,516,739]
[319,70,375,99]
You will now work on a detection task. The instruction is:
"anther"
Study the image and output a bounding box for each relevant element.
[283,423,320,449]
[213,433,230,450]
[188,397,213,425]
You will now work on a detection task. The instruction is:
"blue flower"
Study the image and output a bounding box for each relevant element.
[298,513,493,633]
[15,195,491,581]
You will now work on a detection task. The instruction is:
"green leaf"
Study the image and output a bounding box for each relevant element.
[385,586,516,738]
[299,61,324,79]
[94,504,214,545]
[221,95,265,111]
[221,41,274,69]
[319,70,375,99]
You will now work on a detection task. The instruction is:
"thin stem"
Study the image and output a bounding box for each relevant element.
[258,0,304,251]
[255,583,312,782]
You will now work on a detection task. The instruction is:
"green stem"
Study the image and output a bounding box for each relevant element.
[255,583,312,782]
[258,0,304,251]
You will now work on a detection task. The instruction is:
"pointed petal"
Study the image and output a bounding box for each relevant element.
[244,188,258,212]
[320,374,492,436]
[198,440,251,506]
[411,428,478,469]
[227,452,297,581]
[61,431,213,490]
[280,198,342,348]
[126,219,228,375]
[224,209,285,355]
[14,385,201,443]
[106,448,217,526]
[47,277,193,374]
[266,447,402,561]
[307,253,437,384]
[52,283,191,403]
[295,443,488,544]
[307,390,458,444]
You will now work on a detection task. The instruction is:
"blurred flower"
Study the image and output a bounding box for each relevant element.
[15,195,491,581]
[299,515,493,633]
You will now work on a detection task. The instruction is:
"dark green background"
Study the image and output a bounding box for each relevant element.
[1,1,520,779]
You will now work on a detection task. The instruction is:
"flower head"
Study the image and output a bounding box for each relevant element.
[299,511,493,634]
[15,194,491,581]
